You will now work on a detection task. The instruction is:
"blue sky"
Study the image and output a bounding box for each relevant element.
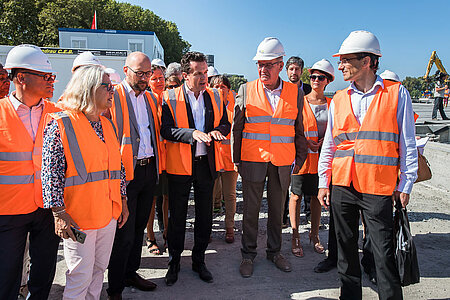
[120,0,450,91]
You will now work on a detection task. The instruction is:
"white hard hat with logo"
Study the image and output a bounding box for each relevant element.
[152,58,166,69]
[207,66,219,77]
[309,59,335,82]
[104,68,122,85]
[72,51,102,72]
[380,70,400,82]
[253,37,286,61]
[333,30,382,57]
[4,44,54,73]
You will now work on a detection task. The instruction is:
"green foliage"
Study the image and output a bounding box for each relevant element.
[402,76,434,98]
[0,0,190,63]
[227,75,248,92]
[300,68,310,85]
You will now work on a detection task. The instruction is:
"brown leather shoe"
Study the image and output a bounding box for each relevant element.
[124,273,157,291]
[225,228,234,243]
[269,253,292,272]
[239,258,253,278]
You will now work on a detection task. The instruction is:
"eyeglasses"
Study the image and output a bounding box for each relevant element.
[336,57,361,66]
[166,84,179,89]
[256,61,282,70]
[20,72,56,81]
[127,66,152,77]
[310,75,327,81]
[101,83,114,92]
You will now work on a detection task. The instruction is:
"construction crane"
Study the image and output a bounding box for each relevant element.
[424,51,448,81]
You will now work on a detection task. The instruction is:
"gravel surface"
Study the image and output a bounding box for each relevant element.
[48,177,450,299]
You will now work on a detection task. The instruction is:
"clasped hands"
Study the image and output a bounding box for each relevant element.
[192,129,226,146]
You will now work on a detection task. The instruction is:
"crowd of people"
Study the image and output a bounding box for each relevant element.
[0,29,419,300]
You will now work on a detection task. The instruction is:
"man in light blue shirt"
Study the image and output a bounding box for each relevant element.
[317,31,417,300]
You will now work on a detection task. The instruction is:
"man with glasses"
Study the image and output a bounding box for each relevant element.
[232,37,308,278]
[161,51,230,286]
[318,31,418,300]
[0,44,60,300]
[107,51,161,299]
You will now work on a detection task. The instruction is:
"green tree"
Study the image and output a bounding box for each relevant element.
[402,76,434,98]
[227,74,247,92]
[300,68,310,85]
[0,0,190,63]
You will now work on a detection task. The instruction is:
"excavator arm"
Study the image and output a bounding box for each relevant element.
[424,51,448,79]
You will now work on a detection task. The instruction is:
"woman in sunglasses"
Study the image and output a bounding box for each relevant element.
[41,65,128,299]
[289,59,334,258]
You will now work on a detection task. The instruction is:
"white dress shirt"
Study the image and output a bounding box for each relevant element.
[9,93,44,142]
[318,76,418,194]
[122,80,154,159]
[263,79,283,112]
[185,85,207,156]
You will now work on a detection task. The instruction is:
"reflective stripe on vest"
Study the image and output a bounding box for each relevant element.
[334,131,399,145]
[113,90,124,145]
[0,151,32,161]
[0,174,34,184]
[168,88,178,126]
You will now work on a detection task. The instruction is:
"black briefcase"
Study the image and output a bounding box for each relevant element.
[394,203,420,286]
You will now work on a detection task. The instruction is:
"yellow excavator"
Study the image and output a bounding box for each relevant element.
[424,51,448,82]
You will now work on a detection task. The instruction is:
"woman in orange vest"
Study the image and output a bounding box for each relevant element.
[41,65,129,299]
[211,75,239,243]
[289,59,334,257]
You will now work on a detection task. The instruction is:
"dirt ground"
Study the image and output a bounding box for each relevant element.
[48,177,450,300]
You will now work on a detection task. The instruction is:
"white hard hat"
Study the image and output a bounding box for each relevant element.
[151,58,166,69]
[4,44,54,73]
[72,51,102,72]
[104,68,122,85]
[253,37,285,61]
[380,70,400,82]
[333,30,382,57]
[309,59,335,82]
[207,66,219,77]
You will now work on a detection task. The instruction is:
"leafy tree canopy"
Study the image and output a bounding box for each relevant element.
[0,0,190,63]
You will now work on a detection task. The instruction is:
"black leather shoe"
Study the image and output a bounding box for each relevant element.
[314,258,337,273]
[107,294,122,300]
[124,273,157,291]
[192,263,213,283]
[165,264,180,286]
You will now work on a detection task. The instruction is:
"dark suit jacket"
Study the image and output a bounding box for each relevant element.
[161,84,231,179]
[301,81,312,95]
[231,79,308,190]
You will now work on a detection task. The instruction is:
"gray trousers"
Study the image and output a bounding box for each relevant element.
[241,163,288,260]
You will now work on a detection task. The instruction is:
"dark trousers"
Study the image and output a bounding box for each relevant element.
[327,201,338,262]
[107,160,157,295]
[331,185,402,300]
[167,157,214,266]
[432,97,448,119]
[0,208,60,300]
[241,163,287,260]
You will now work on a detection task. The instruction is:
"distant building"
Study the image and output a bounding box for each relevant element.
[58,28,164,61]
[206,54,214,67]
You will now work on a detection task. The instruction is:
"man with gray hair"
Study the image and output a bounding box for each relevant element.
[165,62,183,82]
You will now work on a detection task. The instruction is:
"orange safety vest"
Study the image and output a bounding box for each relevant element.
[295,97,331,175]
[0,97,60,215]
[50,111,122,230]
[218,91,235,172]
[110,83,161,181]
[155,93,167,172]
[163,85,223,175]
[241,79,298,166]
[331,80,400,196]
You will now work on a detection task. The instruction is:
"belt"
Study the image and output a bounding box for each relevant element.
[194,155,207,162]
[136,157,154,166]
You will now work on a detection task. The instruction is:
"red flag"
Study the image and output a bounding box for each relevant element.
[91,11,97,29]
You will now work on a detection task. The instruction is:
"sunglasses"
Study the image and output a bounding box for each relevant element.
[309,75,327,81]
[21,72,56,82]
[101,83,114,92]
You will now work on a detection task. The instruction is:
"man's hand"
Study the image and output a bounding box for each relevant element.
[393,191,410,208]
[292,164,301,174]
[193,130,212,146]
[118,198,129,229]
[318,188,330,210]
[307,139,320,152]
[209,130,226,141]
[53,209,79,241]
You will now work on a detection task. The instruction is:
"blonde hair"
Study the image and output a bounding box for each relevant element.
[59,65,106,115]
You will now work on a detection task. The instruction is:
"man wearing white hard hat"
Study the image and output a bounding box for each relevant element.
[72,51,102,72]
[232,37,308,277]
[317,30,418,299]
[151,58,166,72]
[380,70,401,82]
[0,44,61,300]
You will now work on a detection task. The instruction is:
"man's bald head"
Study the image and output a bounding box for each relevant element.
[123,52,152,93]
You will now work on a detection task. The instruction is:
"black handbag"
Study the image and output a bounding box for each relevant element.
[394,202,420,286]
